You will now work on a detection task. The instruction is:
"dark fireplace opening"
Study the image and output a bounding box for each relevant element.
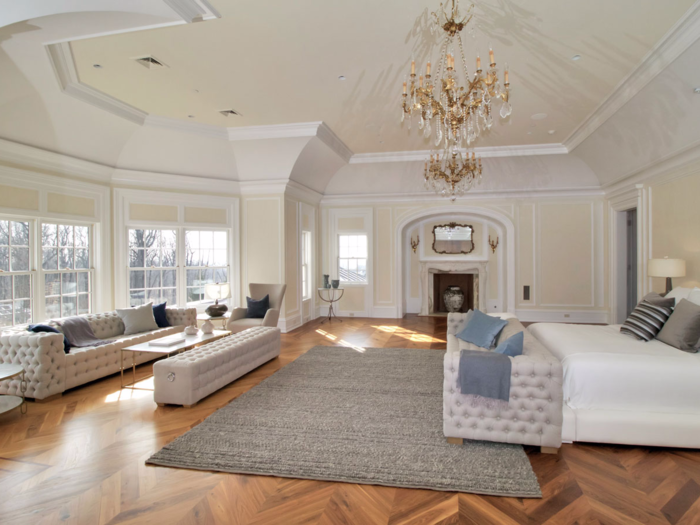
[433,273,474,313]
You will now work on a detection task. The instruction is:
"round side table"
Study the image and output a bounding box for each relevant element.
[317,288,345,324]
[0,364,27,415]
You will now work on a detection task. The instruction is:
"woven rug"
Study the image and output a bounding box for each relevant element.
[147,346,541,498]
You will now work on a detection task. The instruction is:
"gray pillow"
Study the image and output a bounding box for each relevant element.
[656,299,700,352]
[643,292,675,309]
[116,302,159,335]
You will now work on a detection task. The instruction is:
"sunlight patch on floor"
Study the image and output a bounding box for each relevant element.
[316,329,366,352]
[371,325,445,343]
[105,377,154,402]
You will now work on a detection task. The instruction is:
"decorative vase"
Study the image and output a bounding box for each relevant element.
[200,319,214,335]
[443,286,465,313]
[323,274,330,288]
[331,279,340,289]
[205,301,228,317]
[184,324,198,336]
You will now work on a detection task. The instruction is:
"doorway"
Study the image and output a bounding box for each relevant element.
[626,209,637,317]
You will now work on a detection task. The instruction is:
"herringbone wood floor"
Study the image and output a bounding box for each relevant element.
[1,316,700,525]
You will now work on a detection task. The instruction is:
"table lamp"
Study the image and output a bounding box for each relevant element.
[205,282,231,317]
[648,257,685,294]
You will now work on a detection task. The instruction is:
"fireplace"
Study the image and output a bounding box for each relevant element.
[419,261,488,316]
[433,273,474,313]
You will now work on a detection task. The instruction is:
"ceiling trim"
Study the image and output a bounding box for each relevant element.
[349,143,568,164]
[320,186,604,206]
[112,167,239,193]
[144,115,228,140]
[163,0,221,23]
[563,1,700,152]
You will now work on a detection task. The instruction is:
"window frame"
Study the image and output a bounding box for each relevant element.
[184,228,230,308]
[337,232,369,286]
[0,218,33,327]
[301,230,312,300]
[126,228,179,308]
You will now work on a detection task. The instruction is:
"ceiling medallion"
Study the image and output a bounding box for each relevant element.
[400,0,512,200]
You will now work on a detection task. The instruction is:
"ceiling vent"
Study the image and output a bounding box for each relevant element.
[133,56,168,70]
[219,109,242,117]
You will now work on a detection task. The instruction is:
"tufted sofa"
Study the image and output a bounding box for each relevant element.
[0,307,196,400]
[443,313,564,452]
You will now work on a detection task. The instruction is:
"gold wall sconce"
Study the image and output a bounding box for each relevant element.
[411,235,420,253]
[489,235,499,254]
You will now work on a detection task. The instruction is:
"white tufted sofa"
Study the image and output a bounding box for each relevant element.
[0,307,195,400]
[153,326,280,407]
[443,313,564,452]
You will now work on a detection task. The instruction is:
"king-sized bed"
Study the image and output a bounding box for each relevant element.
[528,322,700,449]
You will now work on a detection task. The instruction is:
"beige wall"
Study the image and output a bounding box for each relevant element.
[184,206,227,224]
[651,171,700,290]
[284,199,299,315]
[0,185,39,210]
[130,203,178,222]
[337,286,365,312]
[244,196,282,300]
[517,204,535,306]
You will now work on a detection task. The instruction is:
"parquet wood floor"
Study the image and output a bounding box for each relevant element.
[1,316,699,524]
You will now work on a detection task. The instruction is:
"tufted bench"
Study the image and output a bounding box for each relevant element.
[443,313,564,453]
[153,327,281,407]
[0,307,195,400]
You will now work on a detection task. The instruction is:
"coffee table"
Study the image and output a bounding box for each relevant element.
[0,364,27,415]
[120,330,230,390]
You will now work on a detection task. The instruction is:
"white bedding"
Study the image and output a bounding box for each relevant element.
[528,323,700,415]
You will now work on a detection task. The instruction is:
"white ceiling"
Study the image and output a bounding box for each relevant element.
[69,0,696,154]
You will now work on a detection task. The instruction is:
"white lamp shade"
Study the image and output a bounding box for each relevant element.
[204,283,231,301]
[648,258,686,278]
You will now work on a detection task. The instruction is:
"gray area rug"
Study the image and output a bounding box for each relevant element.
[147,346,541,498]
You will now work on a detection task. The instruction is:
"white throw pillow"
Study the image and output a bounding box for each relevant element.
[116,302,159,335]
[687,288,700,307]
[666,287,693,303]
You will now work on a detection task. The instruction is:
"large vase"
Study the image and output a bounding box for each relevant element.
[443,286,464,313]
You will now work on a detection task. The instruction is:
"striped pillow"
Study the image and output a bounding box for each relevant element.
[620,300,673,341]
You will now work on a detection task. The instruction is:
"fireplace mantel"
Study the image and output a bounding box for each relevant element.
[419,261,488,316]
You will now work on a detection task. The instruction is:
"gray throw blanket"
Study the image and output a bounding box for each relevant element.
[458,350,511,406]
[58,317,108,348]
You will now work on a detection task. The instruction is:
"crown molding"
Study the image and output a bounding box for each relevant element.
[163,0,221,23]
[112,168,239,193]
[316,122,353,163]
[349,143,568,164]
[563,1,700,152]
[285,180,324,205]
[227,122,324,141]
[319,186,604,206]
[144,115,228,140]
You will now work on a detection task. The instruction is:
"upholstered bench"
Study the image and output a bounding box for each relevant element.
[153,327,281,407]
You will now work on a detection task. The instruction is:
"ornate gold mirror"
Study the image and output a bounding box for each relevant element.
[432,223,475,254]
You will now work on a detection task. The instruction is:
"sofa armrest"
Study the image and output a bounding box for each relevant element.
[0,332,66,400]
[443,347,563,448]
[165,307,197,327]
[262,308,280,328]
[229,307,247,322]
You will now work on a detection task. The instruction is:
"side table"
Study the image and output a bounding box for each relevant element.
[0,364,27,415]
[317,287,345,324]
[197,311,231,329]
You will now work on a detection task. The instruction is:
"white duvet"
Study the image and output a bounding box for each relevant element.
[528,323,700,415]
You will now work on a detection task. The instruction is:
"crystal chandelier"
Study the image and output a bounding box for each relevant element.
[400,0,512,200]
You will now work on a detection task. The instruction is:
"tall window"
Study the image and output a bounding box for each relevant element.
[128,229,177,306]
[0,220,31,327]
[338,234,367,283]
[185,230,228,305]
[302,231,311,300]
[42,223,91,318]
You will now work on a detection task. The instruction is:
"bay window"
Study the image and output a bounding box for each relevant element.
[0,220,32,327]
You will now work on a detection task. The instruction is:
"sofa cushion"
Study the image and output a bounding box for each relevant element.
[117,302,159,335]
[246,295,269,319]
[620,299,673,342]
[494,331,524,357]
[455,309,508,349]
[153,302,170,328]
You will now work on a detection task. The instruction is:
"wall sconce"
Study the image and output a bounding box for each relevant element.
[411,235,420,253]
[488,235,499,254]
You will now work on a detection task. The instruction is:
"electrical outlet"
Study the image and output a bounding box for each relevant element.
[564,314,570,318]
[349,313,354,317]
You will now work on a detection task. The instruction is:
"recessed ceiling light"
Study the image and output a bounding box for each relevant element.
[531,113,547,120]
[188,115,195,118]
[572,54,582,61]
[548,129,556,135]
[694,87,700,94]
[93,64,103,69]
[338,75,346,81]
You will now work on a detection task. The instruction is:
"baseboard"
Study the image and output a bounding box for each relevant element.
[279,314,302,333]
[515,309,610,324]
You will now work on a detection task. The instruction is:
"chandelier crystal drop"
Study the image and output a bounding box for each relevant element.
[400,0,512,200]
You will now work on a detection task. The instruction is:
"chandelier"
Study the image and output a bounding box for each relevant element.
[400,0,512,200]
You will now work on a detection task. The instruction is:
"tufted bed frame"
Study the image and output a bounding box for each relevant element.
[0,307,195,400]
[443,312,564,452]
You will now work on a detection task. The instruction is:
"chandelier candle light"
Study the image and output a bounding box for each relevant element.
[401,0,512,200]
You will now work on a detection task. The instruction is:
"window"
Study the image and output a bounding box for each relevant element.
[0,220,32,327]
[185,230,228,305]
[128,229,177,307]
[338,234,367,283]
[42,223,92,318]
[302,231,311,300]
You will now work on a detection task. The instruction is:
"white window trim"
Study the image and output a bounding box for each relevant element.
[336,232,369,286]
[302,230,312,301]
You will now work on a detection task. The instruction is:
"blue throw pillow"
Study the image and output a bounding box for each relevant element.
[246,294,270,319]
[152,302,170,328]
[494,331,524,357]
[28,324,71,354]
[455,309,508,349]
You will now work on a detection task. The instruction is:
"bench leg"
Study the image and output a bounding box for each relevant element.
[541,447,559,455]
[446,437,463,445]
